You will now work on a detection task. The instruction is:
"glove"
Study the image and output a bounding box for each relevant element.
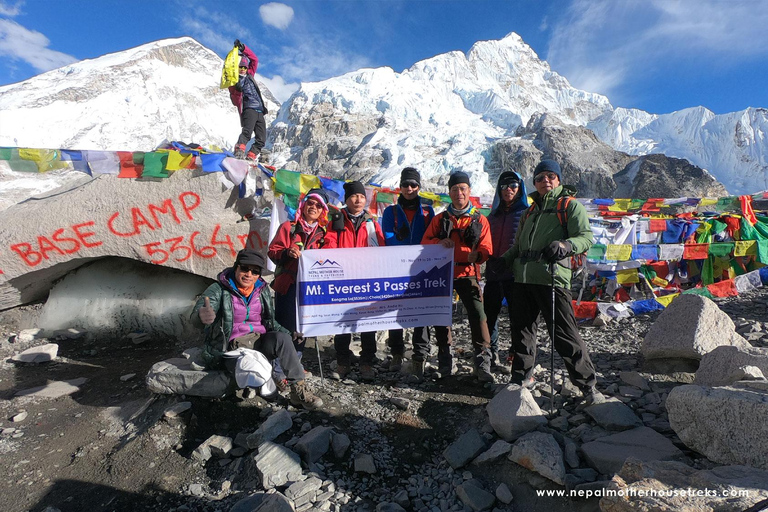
[234,39,241,48]
[542,240,573,263]
[462,221,482,248]
[395,223,410,241]
[198,297,216,325]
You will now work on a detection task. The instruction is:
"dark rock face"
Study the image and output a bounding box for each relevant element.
[614,154,728,198]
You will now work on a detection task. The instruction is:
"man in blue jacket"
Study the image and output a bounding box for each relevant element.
[229,39,268,162]
[380,167,435,373]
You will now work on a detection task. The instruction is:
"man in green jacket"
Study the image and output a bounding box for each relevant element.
[502,159,605,405]
[191,249,323,410]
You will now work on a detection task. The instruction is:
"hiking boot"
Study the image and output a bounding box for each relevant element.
[437,363,456,378]
[275,378,289,394]
[333,364,350,380]
[234,144,246,159]
[491,361,511,376]
[410,360,426,383]
[475,366,494,383]
[289,380,323,410]
[389,354,404,373]
[360,364,375,382]
[510,376,536,389]
[583,387,607,406]
[246,151,259,162]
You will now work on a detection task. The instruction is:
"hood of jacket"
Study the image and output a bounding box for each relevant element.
[217,268,266,298]
[490,171,530,215]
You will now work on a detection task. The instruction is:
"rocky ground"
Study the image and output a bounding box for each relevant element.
[1,288,768,512]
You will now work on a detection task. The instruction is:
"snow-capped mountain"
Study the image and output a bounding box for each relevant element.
[0,33,764,199]
[0,37,279,152]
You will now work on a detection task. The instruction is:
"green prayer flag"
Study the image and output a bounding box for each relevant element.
[708,243,734,257]
[0,148,11,160]
[275,169,301,196]
[132,152,145,165]
[587,244,606,259]
[142,152,169,178]
[700,256,714,285]
[758,240,768,264]
[683,287,714,299]
[376,192,395,204]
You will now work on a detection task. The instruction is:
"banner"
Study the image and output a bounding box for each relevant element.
[297,245,454,336]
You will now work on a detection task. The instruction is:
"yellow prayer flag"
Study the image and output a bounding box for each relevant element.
[655,293,679,308]
[300,174,321,195]
[165,151,195,171]
[613,199,631,211]
[420,191,440,202]
[651,276,669,287]
[699,198,718,206]
[734,240,757,256]
[606,244,632,261]
[616,269,639,284]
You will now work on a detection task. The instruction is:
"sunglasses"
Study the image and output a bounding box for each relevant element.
[238,264,261,275]
[304,199,323,208]
[239,66,247,70]
[500,183,519,191]
[533,172,559,184]
[400,180,419,189]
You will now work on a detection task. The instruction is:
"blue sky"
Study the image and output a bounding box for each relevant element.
[1,0,767,114]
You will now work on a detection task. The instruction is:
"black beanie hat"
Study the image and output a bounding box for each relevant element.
[235,248,265,269]
[448,171,471,189]
[533,159,562,180]
[400,167,421,186]
[304,187,329,205]
[343,181,366,201]
[498,172,520,186]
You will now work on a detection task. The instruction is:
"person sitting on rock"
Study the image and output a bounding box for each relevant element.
[501,159,605,405]
[324,181,385,381]
[380,167,435,373]
[191,248,323,410]
[421,171,494,383]
[229,39,268,162]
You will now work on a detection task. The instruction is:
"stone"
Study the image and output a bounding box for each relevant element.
[246,409,293,449]
[10,411,27,422]
[145,357,231,398]
[207,435,233,458]
[163,401,192,418]
[375,505,406,512]
[620,371,651,391]
[600,459,768,512]
[584,398,642,431]
[508,432,566,485]
[16,328,41,343]
[392,489,410,508]
[120,373,136,382]
[581,427,684,476]
[0,171,270,313]
[563,437,580,468]
[294,426,333,463]
[471,440,512,465]
[731,365,766,381]
[495,483,513,504]
[642,294,750,361]
[443,428,486,469]
[486,385,548,441]
[11,343,58,363]
[254,441,304,489]
[252,492,294,512]
[286,476,323,503]
[354,453,376,474]
[15,378,88,399]
[229,492,265,512]
[331,432,351,459]
[570,468,598,482]
[53,328,85,339]
[456,480,496,511]
[667,384,768,469]
[389,397,410,410]
[695,345,768,386]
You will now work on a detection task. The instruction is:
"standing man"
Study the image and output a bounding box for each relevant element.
[502,159,605,404]
[484,170,529,374]
[380,167,435,372]
[229,39,268,162]
[324,181,385,381]
[422,172,494,383]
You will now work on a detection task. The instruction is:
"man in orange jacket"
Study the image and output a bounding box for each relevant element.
[421,172,494,383]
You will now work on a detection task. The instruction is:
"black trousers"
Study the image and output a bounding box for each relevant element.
[334,332,376,365]
[230,331,305,383]
[428,277,490,369]
[388,327,431,356]
[509,282,597,390]
[237,108,266,152]
[274,283,305,354]
[483,279,515,357]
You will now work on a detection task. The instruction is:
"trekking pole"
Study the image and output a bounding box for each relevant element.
[549,262,557,416]
[315,336,324,387]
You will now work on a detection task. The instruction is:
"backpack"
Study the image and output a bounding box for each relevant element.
[437,210,483,248]
[393,204,433,241]
[522,196,587,273]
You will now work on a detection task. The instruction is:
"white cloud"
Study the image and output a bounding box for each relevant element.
[0,19,77,72]
[259,3,294,30]
[545,0,768,104]
[256,73,299,103]
[0,0,23,17]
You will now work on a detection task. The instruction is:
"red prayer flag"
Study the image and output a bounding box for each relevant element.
[683,243,709,260]
[117,151,142,178]
[572,301,597,319]
[649,219,667,232]
[707,279,738,297]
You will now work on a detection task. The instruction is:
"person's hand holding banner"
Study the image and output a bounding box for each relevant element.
[467,250,480,263]
[439,238,454,248]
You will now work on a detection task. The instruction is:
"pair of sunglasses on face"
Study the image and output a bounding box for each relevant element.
[238,264,261,275]
[500,182,519,191]
[534,172,559,184]
[304,199,323,208]
[400,180,419,189]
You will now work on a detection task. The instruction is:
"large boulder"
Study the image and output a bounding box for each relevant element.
[695,345,768,386]
[0,170,270,311]
[600,459,768,512]
[581,427,684,476]
[486,385,548,441]
[667,384,768,469]
[642,294,750,361]
[146,357,231,398]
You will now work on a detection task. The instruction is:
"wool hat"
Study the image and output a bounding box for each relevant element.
[448,171,471,189]
[498,173,520,186]
[533,159,562,180]
[239,57,249,67]
[303,188,329,209]
[343,181,366,201]
[235,248,265,269]
[400,167,421,187]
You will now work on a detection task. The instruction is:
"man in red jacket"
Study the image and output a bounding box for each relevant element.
[229,39,268,162]
[422,172,494,383]
[324,181,385,381]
